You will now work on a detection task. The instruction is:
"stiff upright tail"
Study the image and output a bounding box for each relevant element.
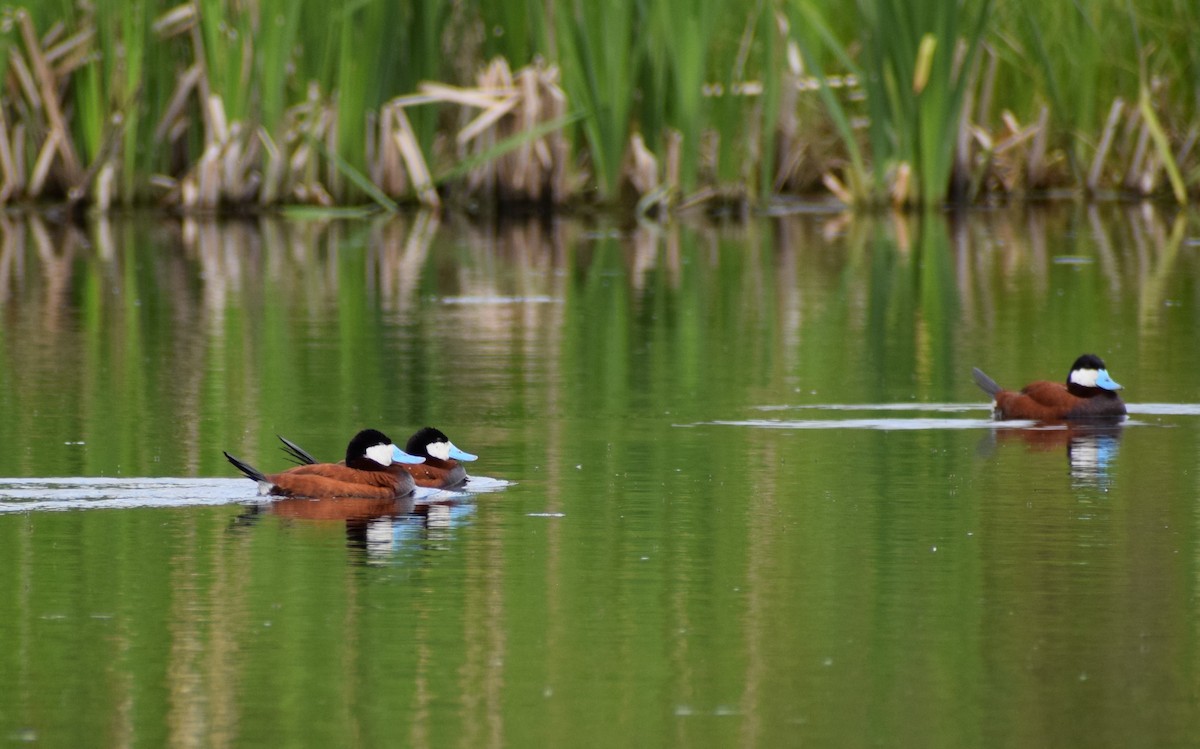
[224,451,269,483]
[971,367,1003,396]
[277,435,319,466]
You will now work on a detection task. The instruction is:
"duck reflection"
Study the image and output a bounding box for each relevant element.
[988,419,1124,488]
[233,496,474,561]
[268,495,415,522]
[363,501,475,556]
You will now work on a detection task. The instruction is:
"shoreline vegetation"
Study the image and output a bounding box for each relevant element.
[3,1,1198,216]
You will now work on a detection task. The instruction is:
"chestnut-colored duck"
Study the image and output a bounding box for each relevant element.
[279,426,478,489]
[224,428,425,498]
[972,354,1127,421]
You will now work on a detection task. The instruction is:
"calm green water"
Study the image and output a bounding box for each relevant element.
[1,206,1199,747]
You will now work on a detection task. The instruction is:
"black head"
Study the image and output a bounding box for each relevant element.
[345,428,394,468]
[1066,354,1123,395]
[405,427,449,457]
[1067,354,1107,377]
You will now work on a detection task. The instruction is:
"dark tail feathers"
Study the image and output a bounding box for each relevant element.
[224,451,268,483]
[277,435,318,466]
[971,367,1002,396]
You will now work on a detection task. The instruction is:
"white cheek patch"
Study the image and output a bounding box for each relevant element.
[1069,368,1099,388]
[365,443,394,466]
[426,441,451,461]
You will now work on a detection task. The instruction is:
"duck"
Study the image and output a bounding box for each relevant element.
[224,428,425,498]
[972,354,1127,421]
[278,426,478,489]
[400,426,479,488]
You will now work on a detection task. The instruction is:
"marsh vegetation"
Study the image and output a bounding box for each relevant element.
[3,0,1198,213]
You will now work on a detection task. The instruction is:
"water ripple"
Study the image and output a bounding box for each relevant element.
[0,476,512,513]
[682,401,1200,431]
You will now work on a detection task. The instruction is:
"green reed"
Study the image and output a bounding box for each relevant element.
[553,0,641,201]
[2,0,1197,210]
[787,0,992,207]
[985,0,1197,199]
[641,0,725,194]
[476,0,548,67]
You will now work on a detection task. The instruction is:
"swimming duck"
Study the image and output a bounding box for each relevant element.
[401,426,478,488]
[972,354,1127,421]
[279,426,478,489]
[225,428,425,498]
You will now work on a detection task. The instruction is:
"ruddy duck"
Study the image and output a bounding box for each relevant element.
[279,426,478,489]
[225,428,425,498]
[972,354,1126,421]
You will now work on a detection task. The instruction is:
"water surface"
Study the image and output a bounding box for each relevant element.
[1,206,1199,747]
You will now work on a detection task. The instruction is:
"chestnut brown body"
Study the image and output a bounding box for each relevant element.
[402,458,468,489]
[972,355,1127,421]
[989,380,1127,421]
[260,463,416,499]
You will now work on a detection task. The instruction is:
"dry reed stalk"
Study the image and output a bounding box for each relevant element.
[94,161,115,211]
[774,41,803,193]
[373,106,408,196]
[45,28,94,75]
[953,46,996,200]
[1026,106,1048,188]
[890,162,911,207]
[515,64,542,193]
[8,50,41,116]
[152,4,196,37]
[289,105,336,205]
[207,95,229,146]
[390,105,439,208]
[419,81,511,109]
[664,129,681,197]
[1124,118,1150,192]
[1137,151,1159,195]
[0,108,15,204]
[39,23,66,50]
[965,125,994,200]
[821,173,853,204]
[1088,98,1125,193]
[456,95,519,146]
[155,64,203,143]
[28,129,62,197]
[195,143,221,209]
[257,126,283,205]
[1176,126,1197,170]
[11,125,26,196]
[408,58,569,203]
[987,112,1037,192]
[226,123,262,202]
[17,10,83,185]
[627,132,658,196]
